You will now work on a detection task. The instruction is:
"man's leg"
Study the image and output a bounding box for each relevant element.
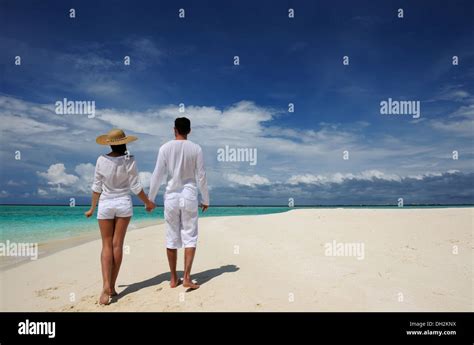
[183,247,199,289]
[167,248,180,288]
[165,197,182,288]
[182,197,200,289]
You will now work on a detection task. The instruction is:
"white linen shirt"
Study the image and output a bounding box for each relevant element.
[148,140,209,205]
[91,155,143,200]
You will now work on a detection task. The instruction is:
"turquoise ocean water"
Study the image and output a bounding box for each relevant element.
[0,205,471,244]
[0,205,291,244]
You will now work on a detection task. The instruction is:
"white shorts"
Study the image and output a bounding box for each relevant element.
[164,193,199,249]
[97,196,133,220]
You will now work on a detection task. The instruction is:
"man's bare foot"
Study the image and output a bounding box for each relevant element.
[110,289,118,297]
[99,291,111,305]
[170,276,183,288]
[183,280,200,290]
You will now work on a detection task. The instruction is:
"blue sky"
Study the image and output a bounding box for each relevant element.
[0,0,473,205]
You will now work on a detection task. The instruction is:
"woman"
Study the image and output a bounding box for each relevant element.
[85,128,155,305]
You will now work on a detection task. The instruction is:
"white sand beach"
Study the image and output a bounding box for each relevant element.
[1,208,472,312]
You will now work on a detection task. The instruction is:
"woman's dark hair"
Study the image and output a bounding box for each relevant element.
[110,144,127,155]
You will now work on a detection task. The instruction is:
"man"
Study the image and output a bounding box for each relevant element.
[148,117,209,290]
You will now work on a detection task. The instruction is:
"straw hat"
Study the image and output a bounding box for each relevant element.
[96,128,138,145]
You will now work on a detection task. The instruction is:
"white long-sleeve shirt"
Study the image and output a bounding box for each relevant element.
[91,155,143,200]
[148,140,209,205]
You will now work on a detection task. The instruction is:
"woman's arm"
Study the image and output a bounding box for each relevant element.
[127,158,155,212]
[86,158,103,218]
[85,191,101,218]
[136,189,156,212]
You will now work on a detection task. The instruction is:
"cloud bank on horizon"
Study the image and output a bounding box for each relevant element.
[0,0,473,205]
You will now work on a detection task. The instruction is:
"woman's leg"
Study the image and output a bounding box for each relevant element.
[98,219,115,305]
[110,216,131,295]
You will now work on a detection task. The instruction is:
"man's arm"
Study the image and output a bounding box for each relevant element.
[148,148,167,202]
[196,146,209,210]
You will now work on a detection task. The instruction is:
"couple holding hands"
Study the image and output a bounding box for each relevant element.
[85,117,209,305]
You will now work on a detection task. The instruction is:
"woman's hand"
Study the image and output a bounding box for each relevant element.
[86,192,100,218]
[145,200,156,212]
[84,208,94,218]
[137,190,155,212]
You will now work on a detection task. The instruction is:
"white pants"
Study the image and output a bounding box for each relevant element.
[97,196,133,219]
[164,189,199,249]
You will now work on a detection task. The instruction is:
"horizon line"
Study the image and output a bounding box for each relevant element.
[1,203,473,207]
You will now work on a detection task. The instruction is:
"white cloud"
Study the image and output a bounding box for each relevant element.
[74,163,96,193]
[357,170,401,182]
[129,37,162,65]
[431,118,474,136]
[37,163,93,195]
[219,101,273,133]
[80,78,122,95]
[408,170,460,180]
[287,170,402,185]
[2,94,474,199]
[97,100,272,138]
[0,190,9,197]
[7,180,25,186]
[430,103,474,137]
[439,90,471,101]
[37,163,79,187]
[139,171,152,189]
[287,170,466,185]
[451,104,474,118]
[226,173,271,187]
[37,188,48,196]
[1,114,66,135]
[287,174,325,185]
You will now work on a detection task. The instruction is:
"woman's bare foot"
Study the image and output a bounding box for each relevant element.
[183,279,200,290]
[99,291,111,305]
[170,275,182,288]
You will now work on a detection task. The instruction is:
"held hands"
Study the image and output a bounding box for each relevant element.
[84,208,94,218]
[145,199,156,212]
[201,204,209,212]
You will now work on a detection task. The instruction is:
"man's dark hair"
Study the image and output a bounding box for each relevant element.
[175,117,191,135]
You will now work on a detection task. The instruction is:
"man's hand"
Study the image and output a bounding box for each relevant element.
[200,204,209,212]
[84,208,94,218]
[145,200,156,212]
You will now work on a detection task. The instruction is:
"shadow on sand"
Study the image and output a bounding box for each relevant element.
[115,264,240,301]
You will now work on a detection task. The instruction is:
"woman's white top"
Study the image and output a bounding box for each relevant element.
[91,154,143,200]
